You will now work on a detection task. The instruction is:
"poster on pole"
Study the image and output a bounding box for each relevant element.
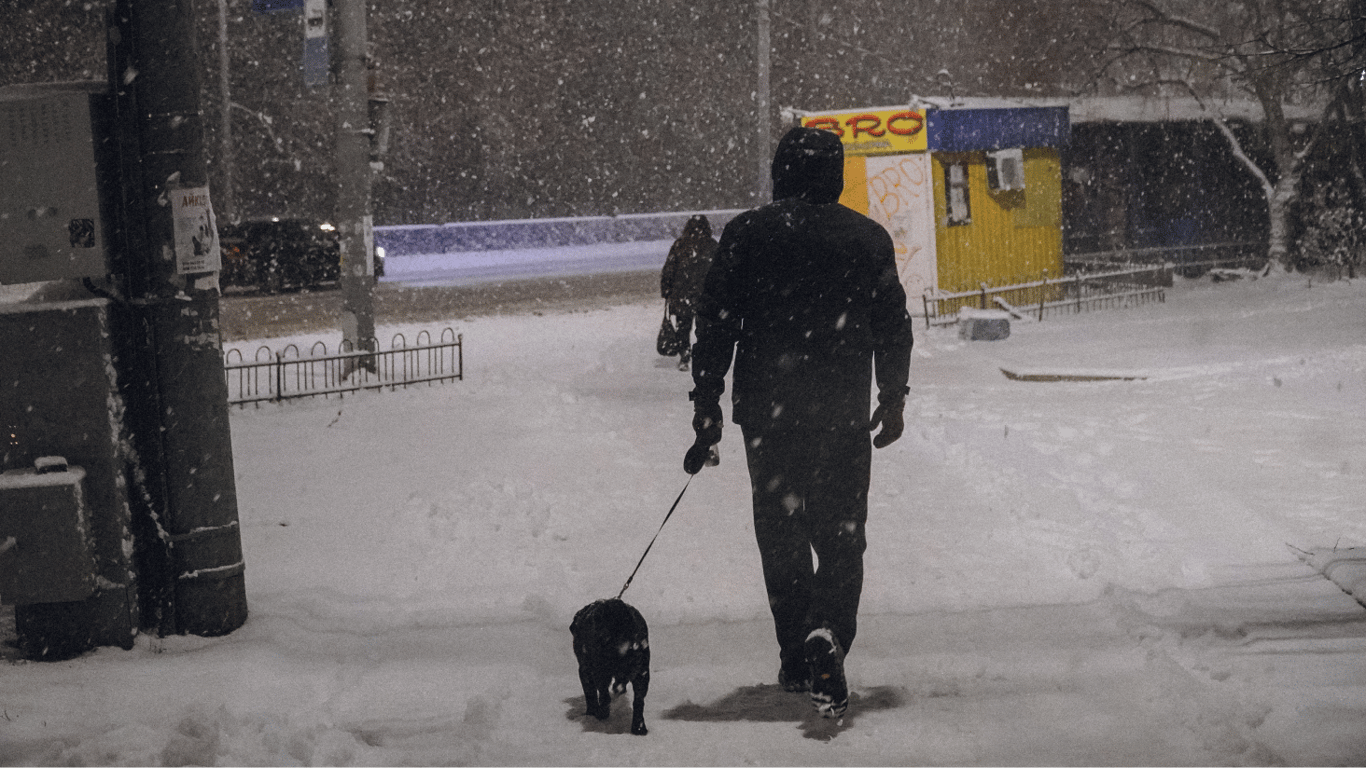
[172,187,221,274]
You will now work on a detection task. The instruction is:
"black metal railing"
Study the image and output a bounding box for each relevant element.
[922,264,1171,327]
[224,328,463,406]
[1066,240,1268,276]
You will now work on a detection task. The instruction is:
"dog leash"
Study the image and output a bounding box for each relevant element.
[616,474,693,600]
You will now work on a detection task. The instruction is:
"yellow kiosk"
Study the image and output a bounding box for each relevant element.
[798,104,1070,315]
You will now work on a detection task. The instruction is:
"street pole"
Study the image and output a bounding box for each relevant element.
[333,0,376,360]
[108,0,248,637]
[756,0,772,203]
[217,0,235,223]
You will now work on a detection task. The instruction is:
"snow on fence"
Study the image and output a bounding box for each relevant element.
[922,264,1172,327]
[223,329,463,406]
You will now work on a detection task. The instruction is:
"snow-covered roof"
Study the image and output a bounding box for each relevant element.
[788,94,1327,124]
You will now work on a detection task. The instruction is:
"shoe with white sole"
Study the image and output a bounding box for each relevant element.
[804,628,848,718]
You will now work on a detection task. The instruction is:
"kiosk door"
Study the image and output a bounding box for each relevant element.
[863,152,937,307]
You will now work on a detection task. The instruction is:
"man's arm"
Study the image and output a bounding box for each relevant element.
[689,218,747,402]
[867,233,913,448]
[869,235,913,403]
[660,244,679,298]
[682,217,747,473]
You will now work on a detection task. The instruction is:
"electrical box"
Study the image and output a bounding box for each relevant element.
[0,82,110,285]
[986,148,1025,192]
[0,459,96,606]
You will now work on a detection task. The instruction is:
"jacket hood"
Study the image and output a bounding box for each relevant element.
[680,214,712,241]
[771,126,844,204]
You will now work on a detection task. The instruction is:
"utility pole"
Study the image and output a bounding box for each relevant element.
[333,0,376,358]
[216,0,235,223]
[756,0,772,203]
[108,0,248,637]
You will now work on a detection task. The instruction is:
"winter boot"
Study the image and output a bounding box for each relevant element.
[778,660,811,692]
[804,628,848,718]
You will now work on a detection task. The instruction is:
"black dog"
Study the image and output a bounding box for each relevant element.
[571,598,650,735]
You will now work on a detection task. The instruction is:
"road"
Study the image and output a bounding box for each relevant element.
[218,269,662,342]
[218,239,676,341]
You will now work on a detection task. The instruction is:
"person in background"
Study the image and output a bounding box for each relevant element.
[660,214,718,371]
[682,126,914,719]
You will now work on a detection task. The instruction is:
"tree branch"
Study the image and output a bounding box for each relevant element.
[1213,118,1275,201]
[1106,41,1248,79]
[1129,0,1223,41]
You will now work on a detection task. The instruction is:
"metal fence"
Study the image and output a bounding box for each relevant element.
[922,264,1171,327]
[224,328,463,406]
[1066,240,1267,277]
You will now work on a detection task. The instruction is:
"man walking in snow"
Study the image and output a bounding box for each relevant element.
[660,214,719,371]
[682,125,914,718]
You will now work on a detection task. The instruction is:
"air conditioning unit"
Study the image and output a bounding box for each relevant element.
[986,148,1025,192]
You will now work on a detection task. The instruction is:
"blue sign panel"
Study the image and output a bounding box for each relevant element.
[303,36,329,88]
[251,0,303,13]
[927,107,1070,152]
[302,0,329,88]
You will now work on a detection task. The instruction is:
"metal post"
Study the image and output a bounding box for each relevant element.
[333,0,376,364]
[216,0,234,222]
[1039,269,1047,321]
[109,0,247,637]
[756,0,772,203]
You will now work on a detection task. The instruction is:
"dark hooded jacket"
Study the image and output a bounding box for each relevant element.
[661,215,718,303]
[691,127,913,431]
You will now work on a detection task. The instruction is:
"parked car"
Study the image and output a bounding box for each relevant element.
[219,218,384,293]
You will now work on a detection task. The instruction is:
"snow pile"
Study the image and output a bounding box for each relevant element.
[2,271,1364,765]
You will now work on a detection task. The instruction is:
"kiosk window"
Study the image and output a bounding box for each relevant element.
[945,161,971,226]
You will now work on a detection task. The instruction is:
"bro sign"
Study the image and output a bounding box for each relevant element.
[801,108,927,156]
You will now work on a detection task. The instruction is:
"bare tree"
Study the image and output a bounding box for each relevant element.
[1282,0,1366,206]
[1097,0,1362,267]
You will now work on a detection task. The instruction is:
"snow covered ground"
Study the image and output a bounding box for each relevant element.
[3,270,1365,765]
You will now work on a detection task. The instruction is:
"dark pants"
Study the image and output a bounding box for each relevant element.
[668,299,694,363]
[740,425,870,672]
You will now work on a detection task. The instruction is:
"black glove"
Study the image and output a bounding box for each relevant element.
[684,399,724,474]
[869,399,905,449]
[684,442,720,474]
